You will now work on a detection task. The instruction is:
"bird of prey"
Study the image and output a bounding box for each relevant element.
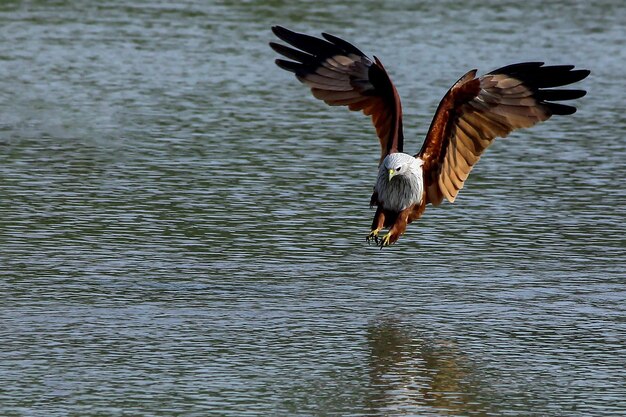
[269,26,590,247]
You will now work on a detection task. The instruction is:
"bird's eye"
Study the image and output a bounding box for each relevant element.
[396,166,402,171]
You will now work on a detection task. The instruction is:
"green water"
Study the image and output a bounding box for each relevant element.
[1,1,625,416]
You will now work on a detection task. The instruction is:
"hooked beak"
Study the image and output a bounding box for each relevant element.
[388,168,396,181]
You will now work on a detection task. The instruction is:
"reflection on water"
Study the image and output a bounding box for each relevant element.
[367,319,491,416]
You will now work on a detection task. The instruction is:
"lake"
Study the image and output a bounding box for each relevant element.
[1,0,625,416]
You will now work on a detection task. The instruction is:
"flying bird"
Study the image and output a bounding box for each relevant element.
[269,26,589,247]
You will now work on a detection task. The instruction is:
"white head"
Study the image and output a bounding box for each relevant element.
[375,152,424,211]
[382,153,420,182]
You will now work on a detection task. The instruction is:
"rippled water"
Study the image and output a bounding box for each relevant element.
[1,1,625,416]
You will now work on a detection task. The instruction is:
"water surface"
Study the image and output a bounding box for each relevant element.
[1,1,625,416]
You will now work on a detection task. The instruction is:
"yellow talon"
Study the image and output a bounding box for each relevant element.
[380,233,392,247]
[366,228,381,244]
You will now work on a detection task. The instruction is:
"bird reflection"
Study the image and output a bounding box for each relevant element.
[366,319,493,416]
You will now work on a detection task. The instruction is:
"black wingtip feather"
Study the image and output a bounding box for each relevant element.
[274,59,301,73]
[546,102,578,116]
[270,42,314,64]
[272,26,369,63]
[271,25,291,38]
[490,62,544,75]
[538,89,587,101]
[490,62,590,114]
[271,26,339,57]
[493,62,590,89]
[321,32,366,56]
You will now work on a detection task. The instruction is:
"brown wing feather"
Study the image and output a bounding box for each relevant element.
[418,62,590,205]
[270,26,403,164]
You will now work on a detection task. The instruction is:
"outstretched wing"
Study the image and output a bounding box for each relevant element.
[270,26,404,164]
[418,62,590,205]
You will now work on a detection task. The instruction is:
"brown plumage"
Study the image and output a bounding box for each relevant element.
[270,26,590,247]
[270,26,403,164]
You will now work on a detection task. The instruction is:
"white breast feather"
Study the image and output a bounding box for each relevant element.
[375,157,424,212]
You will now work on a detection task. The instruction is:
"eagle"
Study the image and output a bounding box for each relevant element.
[269,26,590,247]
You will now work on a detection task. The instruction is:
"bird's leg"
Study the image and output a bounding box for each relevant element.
[367,207,386,244]
[379,207,411,248]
